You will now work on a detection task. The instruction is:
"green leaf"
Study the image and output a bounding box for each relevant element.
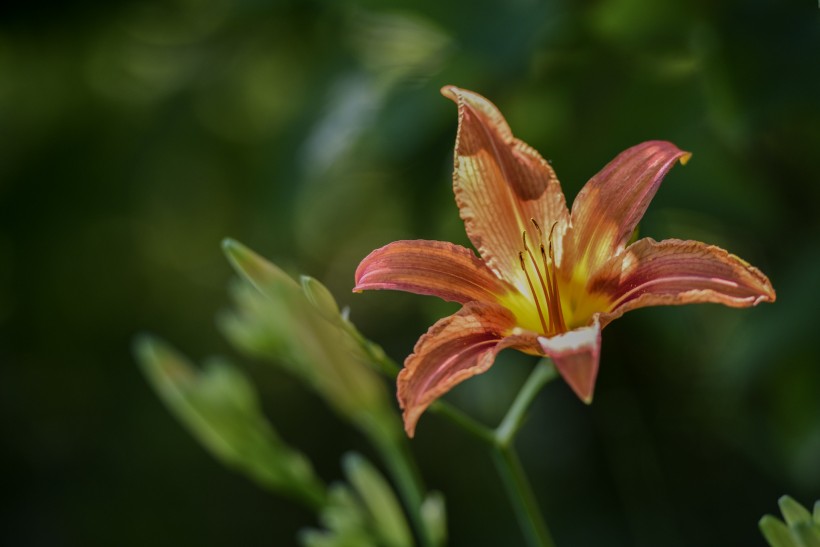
[343,453,413,547]
[135,335,326,509]
[814,501,820,524]
[760,515,796,547]
[780,496,813,526]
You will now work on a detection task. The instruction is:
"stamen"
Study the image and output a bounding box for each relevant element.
[536,241,559,332]
[523,227,555,333]
[521,221,567,334]
[546,222,566,331]
[547,221,558,244]
[519,251,549,334]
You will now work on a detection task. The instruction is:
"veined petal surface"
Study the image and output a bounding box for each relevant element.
[592,238,776,326]
[442,86,570,289]
[354,240,510,304]
[398,301,537,437]
[564,141,690,278]
[538,317,601,403]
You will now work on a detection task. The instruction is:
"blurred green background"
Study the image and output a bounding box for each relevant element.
[2,0,819,545]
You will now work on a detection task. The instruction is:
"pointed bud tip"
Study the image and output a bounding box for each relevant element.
[679,151,692,165]
[221,237,246,263]
[132,333,158,363]
[300,275,341,317]
[221,238,237,251]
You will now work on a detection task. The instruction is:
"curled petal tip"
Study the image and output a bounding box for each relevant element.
[679,151,692,165]
[440,85,459,100]
[761,277,777,303]
[402,412,419,438]
[759,286,776,304]
[752,276,776,304]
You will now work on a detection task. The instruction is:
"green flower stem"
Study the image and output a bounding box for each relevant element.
[491,444,556,547]
[491,361,558,547]
[429,400,496,446]
[495,361,557,448]
[365,337,558,547]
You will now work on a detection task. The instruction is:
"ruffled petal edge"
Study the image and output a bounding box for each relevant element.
[591,238,776,327]
[398,301,538,436]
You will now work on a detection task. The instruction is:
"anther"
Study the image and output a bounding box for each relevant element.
[547,222,557,247]
[531,218,542,237]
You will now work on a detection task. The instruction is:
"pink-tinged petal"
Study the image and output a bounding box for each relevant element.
[441,86,570,288]
[564,141,690,276]
[398,301,539,436]
[538,316,602,403]
[592,238,776,327]
[354,240,511,304]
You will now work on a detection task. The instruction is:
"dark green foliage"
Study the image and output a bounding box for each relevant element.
[2,0,818,545]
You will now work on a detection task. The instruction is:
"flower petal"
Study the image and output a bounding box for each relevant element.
[398,301,538,437]
[441,86,570,288]
[564,141,690,277]
[591,238,776,326]
[538,316,602,403]
[354,240,511,304]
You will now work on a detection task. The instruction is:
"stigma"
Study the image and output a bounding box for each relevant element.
[518,218,566,336]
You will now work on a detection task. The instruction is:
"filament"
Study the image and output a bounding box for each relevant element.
[518,220,566,334]
[519,251,549,334]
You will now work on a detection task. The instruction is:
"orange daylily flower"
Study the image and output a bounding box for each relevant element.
[354,86,775,437]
